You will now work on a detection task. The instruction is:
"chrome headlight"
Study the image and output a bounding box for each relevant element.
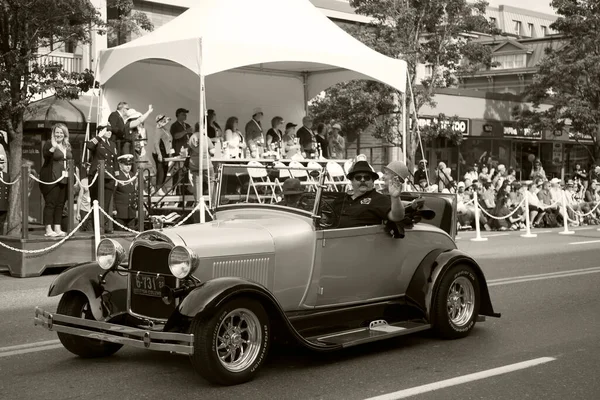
[168,246,199,279]
[96,239,125,270]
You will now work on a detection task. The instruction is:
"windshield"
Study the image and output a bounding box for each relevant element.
[216,161,342,215]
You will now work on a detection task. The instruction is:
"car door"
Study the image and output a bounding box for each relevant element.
[311,225,407,307]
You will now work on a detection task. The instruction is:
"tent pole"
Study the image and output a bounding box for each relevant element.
[82,59,100,165]
[303,72,309,114]
[402,91,407,165]
[199,73,205,224]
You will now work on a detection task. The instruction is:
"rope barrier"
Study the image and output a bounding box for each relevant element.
[105,171,138,185]
[567,201,600,217]
[173,201,205,227]
[29,174,65,185]
[97,206,141,234]
[477,200,525,220]
[0,174,20,185]
[74,173,99,189]
[0,209,93,254]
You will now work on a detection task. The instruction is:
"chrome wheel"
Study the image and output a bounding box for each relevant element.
[447,276,475,327]
[216,308,262,373]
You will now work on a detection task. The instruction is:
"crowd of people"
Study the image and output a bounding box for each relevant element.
[410,158,600,231]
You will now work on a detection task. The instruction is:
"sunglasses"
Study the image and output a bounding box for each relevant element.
[353,174,373,182]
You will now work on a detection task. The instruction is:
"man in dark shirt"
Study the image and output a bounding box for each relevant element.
[332,159,406,228]
[108,101,128,147]
[296,116,317,158]
[413,159,428,186]
[170,108,192,156]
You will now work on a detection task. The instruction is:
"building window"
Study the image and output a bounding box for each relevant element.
[492,54,527,69]
[490,17,497,27]
[541,25,547,36]
[424,65,434,79]
[528,23,534,37]
[513,20,521,35]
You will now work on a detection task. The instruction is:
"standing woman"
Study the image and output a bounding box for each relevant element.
[224,117,246,158]
[40,123,72,237]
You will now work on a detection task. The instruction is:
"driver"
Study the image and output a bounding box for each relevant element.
[331,159,406,228]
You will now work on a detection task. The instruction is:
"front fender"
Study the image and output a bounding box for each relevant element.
[48,263,128,321]
[177,277,341,352]
[406,249,501,320]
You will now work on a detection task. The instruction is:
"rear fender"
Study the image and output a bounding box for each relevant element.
[48,263,128,321]
[406,249,501,320]
[177,277,341,351]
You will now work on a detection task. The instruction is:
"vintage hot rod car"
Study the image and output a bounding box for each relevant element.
[34,160,500,386]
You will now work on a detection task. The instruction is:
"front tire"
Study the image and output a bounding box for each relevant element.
[56,291,123,358]
[190,297,270,386]
[432,264,480,339]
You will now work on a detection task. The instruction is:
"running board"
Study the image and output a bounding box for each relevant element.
[308,320,431,348]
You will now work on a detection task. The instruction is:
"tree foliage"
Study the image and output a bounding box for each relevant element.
[309,0,498,164]
[107,0,153,47]
[513,0,600,160]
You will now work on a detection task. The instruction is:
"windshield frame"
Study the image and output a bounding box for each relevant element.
[213,160,329,224]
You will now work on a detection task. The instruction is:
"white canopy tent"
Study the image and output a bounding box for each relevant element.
[96,0,408,221]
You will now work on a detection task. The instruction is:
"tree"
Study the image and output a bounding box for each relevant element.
[309,0,498,167]
[1,0,103,236]
[107,0,153,47]
[512,0,600,163]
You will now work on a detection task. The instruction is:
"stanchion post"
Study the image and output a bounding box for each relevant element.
[98,160,105,233]
[559,191,575,235]
[93,200,100,257]
[521,193,537,238]
[471,191,488,242]
[21,164,29,239]
[138,168,145,233]
[67,160,74,233]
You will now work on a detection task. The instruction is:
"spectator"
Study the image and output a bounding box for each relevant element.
[171,108,193,156]
[224,116,246,159]
[463,166,477,182]
[413,160,428,186]
[530,158,546,181]
[206,109,222,144]
[153,114,174,194]
[328,123,345,159]
[108,101,128,147]
[266,116,284,154]
[525,182,546,228]
[282,123,302,158]
[40,123,72,237]
[188,123,215,202]
[315,122,329,158]
[297,116,317,158]
[537,181,560,227]
[245,108,265,157]
[123,105,153,155]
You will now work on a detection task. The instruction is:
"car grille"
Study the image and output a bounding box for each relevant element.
[128,244,177,320]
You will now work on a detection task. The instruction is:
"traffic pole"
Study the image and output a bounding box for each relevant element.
[521,194,537,238]
[471,191,488,242]
[559,191,574,235]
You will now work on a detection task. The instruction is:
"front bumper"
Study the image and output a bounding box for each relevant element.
[34,307,195,355]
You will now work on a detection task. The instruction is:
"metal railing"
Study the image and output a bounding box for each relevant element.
[31,52,83,74]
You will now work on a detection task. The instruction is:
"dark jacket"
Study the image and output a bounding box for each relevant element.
[114,170,137,219]
[40,141,72,194]
[296,126,316,155]
[0,171,8,211]
[108,111,127,144]
[87,136,118,188]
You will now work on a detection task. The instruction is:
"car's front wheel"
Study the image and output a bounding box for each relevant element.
[432,264,481,339]
[56,291,123,358]
[190,297,271,385]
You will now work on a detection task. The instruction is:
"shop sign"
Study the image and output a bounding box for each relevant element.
[416,116,470,135]
[569,131,594,143]
[502,125,541,140]
[483,124,494,133]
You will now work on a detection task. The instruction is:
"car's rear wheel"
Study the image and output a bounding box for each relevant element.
[56,291,123,358]
[190,297,270,385]
[432,264,480,339]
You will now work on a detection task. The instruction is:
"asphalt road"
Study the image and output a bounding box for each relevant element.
[1,226,599,400]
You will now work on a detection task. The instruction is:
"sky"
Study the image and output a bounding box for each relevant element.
[487,0,557,15]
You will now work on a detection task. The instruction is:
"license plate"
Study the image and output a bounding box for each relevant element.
[133,274,165,297]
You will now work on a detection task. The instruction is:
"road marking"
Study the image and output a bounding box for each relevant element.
[0,339,60,353]
[569,239,600,245]
[481,233,510,238]
[488,267,600,287]
[0,344,64,358]
[363,357,556,400]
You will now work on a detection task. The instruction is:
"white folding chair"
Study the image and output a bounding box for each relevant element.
[291,153,305,161]
[246,161,278,203]
[326,161,351,192]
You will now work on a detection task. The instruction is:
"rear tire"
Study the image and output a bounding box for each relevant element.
[56,292,123,358]
[190,297,270,385]
[432,264,480,339]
